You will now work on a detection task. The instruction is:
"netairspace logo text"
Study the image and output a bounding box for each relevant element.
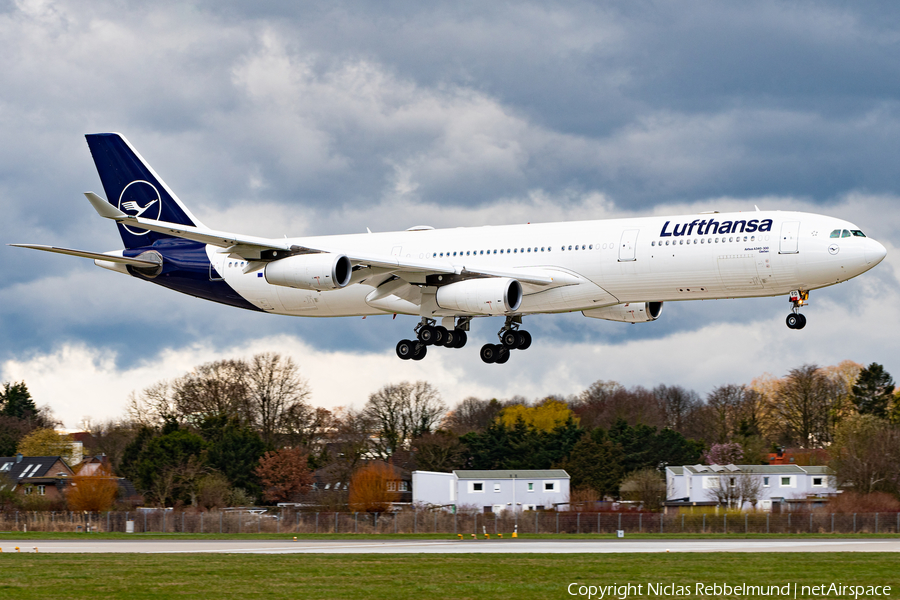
[567,582,892,599]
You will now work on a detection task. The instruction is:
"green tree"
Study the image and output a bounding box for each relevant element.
[132,423,208,506]
[560,429,625,498]
[852,363,894,419]
[0,381,37,419]
[202,415,266,496]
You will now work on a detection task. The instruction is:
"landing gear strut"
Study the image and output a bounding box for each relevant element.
[480,316,532,364]
[786,290,808,330]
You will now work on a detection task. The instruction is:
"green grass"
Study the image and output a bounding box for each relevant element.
[1,531,900,540]
[0,553,897,599]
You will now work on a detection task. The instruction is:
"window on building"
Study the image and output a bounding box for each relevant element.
[24,486,32,495]
[494,483,501,493]
[399,481,409,492]
[544,481,556,492]
[763,477,770,487]
[471,482,484,493]
[387,481,396,492]
[527,482,534,492]
[0,462,11,471]
[780,476,791,487]
[812,477,823,487]
[37,485,45,496]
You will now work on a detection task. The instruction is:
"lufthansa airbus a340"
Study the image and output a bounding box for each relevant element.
[13,133,887,364]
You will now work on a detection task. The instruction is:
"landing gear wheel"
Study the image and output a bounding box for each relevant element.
[795,313,807,330]
[435,326,449,346]
[501,330,519,348]
[396,339,415,360]
[411,344,427,360]
[496,347,510,364]
[518,330,532,350]
[418,326,437,345]
[454,330,468,348]
[786,314,800,329]
[443,329,457,348]
[480,343,498,364]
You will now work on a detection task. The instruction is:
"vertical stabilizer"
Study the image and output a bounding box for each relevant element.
[85,133,205,249]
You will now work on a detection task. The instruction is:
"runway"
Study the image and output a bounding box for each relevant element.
[2,538,899,554]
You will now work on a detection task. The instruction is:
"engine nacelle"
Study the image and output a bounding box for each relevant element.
[264,253,352,291]
[436,278,522,315]
[582,301,663,323]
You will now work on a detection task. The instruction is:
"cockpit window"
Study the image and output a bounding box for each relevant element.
[841,229,851,238]
[830,230,841,238]
[851,230,866,237]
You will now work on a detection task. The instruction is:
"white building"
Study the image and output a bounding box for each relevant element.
[666,464,838,511]
[413,469,570,513]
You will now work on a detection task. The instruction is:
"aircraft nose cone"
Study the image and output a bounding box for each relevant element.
[865,239,887,266]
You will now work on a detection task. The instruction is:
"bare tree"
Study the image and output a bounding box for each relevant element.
[705,472,763,509]
[174,359,249,423]
[443,397,502,433]
[364,381,447,458]
[245,353,311,448]
[619,468,666,510]
[127,381,177,427]
[774,364,843,447]
[831,415,900,495]
[573,381,664,430]
[653,384,701,434]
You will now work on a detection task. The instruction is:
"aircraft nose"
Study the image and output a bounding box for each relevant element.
[865,239,887,266]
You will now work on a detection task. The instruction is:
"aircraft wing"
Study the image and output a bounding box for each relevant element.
[86,192,561,285]
[8,244,162,267]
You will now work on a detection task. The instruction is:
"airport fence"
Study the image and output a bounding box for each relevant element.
[1,509,900,535]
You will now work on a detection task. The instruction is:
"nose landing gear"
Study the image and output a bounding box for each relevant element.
[786,290,808,330]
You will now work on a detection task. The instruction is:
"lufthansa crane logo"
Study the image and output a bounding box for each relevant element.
[118,180,162,236]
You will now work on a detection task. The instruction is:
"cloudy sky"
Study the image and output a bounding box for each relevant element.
[2,0,900,427]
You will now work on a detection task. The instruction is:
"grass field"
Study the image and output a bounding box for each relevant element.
[0,553,897,599]
[2,531,900,540]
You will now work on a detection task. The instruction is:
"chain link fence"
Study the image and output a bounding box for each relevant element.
[1,510,898,534]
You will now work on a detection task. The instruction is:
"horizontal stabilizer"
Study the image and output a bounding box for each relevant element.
[9,244,162,267]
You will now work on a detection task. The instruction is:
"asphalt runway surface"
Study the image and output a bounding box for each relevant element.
[2,539,899,554]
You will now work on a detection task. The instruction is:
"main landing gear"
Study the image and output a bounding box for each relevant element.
[786,290,808,330]
[480,317,532,365]
[396,317,469,361]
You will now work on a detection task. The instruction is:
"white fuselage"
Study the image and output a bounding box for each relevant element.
[209,210,885,319]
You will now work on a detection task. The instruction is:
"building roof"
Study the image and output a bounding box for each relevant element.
[679,464,834,475]
[0,456,73,481]
[453,469,569,480]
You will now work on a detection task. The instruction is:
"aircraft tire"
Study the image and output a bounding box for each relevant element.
[496,347,510,364]
[435,326,449,346]
[396,339,415,360]
[786,314,799,329]
[480,343,497,363]
[411,344,427,360]
[796,313,807,329]
[501,331,518,348]
[517,330,532,350]
[418,326,436,344]
[454,330,468,348]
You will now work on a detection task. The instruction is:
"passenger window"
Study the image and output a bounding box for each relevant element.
[589,245,593,249]
[568,245,572,250]
[514,249,517,253]
[652,241,655,247]
[527,248,531,252]
[842,230,851,238]
[665,240,669,246]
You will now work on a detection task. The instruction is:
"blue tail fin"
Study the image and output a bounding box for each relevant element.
[85,133,204,249]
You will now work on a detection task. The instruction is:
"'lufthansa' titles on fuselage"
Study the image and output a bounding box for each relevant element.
[659,218,774,237]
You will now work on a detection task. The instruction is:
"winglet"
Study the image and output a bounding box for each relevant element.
[85,192,127,219]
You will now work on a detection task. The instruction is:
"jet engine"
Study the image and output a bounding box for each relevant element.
[264,253,352,291]
[582,301,663,323]
[435,277,522,315]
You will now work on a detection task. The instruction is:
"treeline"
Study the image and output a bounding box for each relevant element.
[4,355,900,508]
